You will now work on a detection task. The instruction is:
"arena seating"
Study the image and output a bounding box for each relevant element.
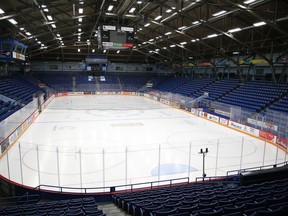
[0,77,42,105]
[196,79,240,101]
[98,75,121,91]
[153,77,190,93]
[0,100,21,122]
[0,197,105,216]
[36,74,73,92]
[0,76,43,122]
[119,75,153,92]
[265,94,288,114]
[216,80,288,112]
[76,74,97,92]
[113,178,288,216]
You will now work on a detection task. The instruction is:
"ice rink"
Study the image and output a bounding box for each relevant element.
[0,95,286,192]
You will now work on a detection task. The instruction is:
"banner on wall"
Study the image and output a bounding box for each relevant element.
[276,137,287,149]
[259,130,276,143]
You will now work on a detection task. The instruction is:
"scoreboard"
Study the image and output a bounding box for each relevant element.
[98,25,134,50]
[0,39,27,61]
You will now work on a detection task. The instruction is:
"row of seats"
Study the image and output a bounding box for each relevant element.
[113,178,288,216]
[0,197,105,216]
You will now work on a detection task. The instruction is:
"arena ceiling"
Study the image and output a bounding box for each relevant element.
[0,0,287,64]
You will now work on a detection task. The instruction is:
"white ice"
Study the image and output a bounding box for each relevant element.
[0,95,286,192]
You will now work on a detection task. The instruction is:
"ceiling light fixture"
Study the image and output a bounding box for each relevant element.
[144,23,150,27]
[166,9,172,13]
[207,34,218,38]
[78,17,83,22]
[0,8,5,14]
[47,15,53,21]
[25,32,32,36]
[107,5,113,11]
[154,15,162,20]
[212,10,227,17]
[78,49,80,52]
[178,26,187,30]
[117,50,120,53]
[243,0,256,4]
[228,27,242,33]
[51,24,56,28]
[8,19,18,25]
[170,44,176,47]
[165,31,172,35]
[129,7,136,13]
[253,21,266,27]
[79,8,83,13]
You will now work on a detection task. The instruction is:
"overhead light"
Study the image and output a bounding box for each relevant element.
[212,10,227,17]
[107,5,113,11]
[117,50,120,53]
[79,1,84,4]
[144,23,150,27]
[228,27,242,33]
[0,8,5,14]
[165,31,172,35]
[78,49,80,52]
[163,47,167,49]
[253,21,266,27]
[78,17,83,22]
[243,0,256,4]
[78,28,81,32]
[191,39,196,42]
[103,49,107,53]
[25,32,32,36]
[149,39,154,42]
[92,49,95,53]
[180,42,187,45]
[8,19,18,25]
[56,33,61,37]
[171,6,176,10]
[78,38,81,41]
[20,27,25,31]
[192,21,199,24]
[129,7,136,13]
[51,24,56,28]
[178,26,186,30]
[233,51,239,54]
[35,38,38,41]
[166,9,172,13]
[41,44,45,47]
[47,15,53,21]
[38,41,41,44]
[79,8,83,14]
[170,44,176,47]
[137,1,142,4]
[207,34,218,38]
[43,8,49,12]
[154,15,162,21]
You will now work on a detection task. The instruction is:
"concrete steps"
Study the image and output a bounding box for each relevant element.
[98,202,130,216]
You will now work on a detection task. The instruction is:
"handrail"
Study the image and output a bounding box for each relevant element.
[226,160,288,176]
[33,177,190,194]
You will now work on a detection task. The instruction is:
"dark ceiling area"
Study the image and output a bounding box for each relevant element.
[0,0,287,63]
